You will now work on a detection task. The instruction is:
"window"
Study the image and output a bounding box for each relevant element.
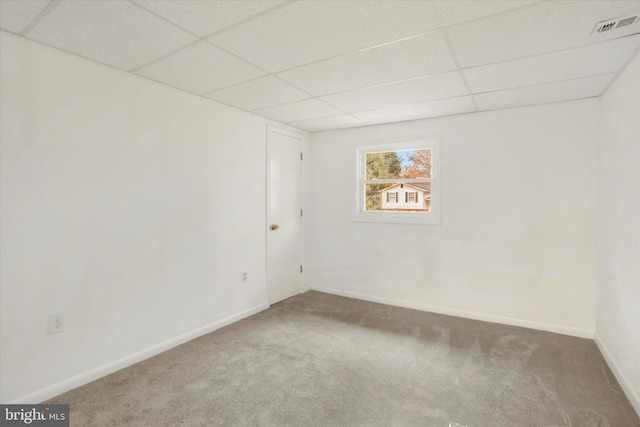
[355,136,440,224]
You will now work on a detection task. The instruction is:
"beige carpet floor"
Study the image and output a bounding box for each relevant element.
[46,291,640,426]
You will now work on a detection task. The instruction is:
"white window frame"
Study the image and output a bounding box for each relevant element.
[355,135,441,225]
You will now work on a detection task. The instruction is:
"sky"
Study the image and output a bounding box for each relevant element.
[397,150,415,168]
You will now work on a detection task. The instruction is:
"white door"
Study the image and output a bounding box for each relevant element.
[267,126,302,305]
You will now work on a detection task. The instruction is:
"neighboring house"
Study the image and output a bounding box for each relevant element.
[379,183,431,211]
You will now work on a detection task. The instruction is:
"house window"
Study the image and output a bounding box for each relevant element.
[355,136,440,224]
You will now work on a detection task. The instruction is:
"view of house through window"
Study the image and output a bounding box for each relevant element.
[365,149,432,212]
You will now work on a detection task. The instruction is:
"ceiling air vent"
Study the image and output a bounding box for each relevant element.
[592,15,638,35]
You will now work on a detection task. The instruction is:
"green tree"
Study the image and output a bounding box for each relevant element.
[366,152,401,179]
[365,152,401,209]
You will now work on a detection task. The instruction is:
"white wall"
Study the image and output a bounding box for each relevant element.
[596,49,640,414]
[0,31,305,403]
[306,99,599,337]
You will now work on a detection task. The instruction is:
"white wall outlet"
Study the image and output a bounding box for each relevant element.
[241,272,247,283]
[47,313,65,334]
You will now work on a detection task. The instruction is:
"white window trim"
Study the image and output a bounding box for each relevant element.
[354,135,441,225]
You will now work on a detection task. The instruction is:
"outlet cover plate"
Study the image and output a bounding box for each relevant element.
[47,313,65,334]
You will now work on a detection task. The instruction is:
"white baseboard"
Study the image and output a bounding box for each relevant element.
[7,302,269,404]
[594,334,640,418]
[310,286,594,339]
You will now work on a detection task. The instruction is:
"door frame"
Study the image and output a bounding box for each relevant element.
[265,125,304,305]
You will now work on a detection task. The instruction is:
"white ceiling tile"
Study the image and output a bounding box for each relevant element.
[209,0,441,72]
[447,1,640,68]
[204,76,309,111]
[290,114,367,132]
[135,41,265,94]
[8,0,638,133]
[0,0,50,34]
[354,96,476,125]
[474,74,615,111]
[27,0,197,71]
[254,98,343,123]
[321,71,470,113]
[464,35,640,93]
[434,0,537,26]
[277,31,457,96]
[133,0,284,37]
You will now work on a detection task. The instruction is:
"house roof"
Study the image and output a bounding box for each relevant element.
[378,182,431,193]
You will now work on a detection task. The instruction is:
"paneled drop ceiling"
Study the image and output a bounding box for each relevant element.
[1,0,639,132]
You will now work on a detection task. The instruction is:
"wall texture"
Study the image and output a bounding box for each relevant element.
[596,49,640,415]
[306,99,599,338]
[0,31,304,403]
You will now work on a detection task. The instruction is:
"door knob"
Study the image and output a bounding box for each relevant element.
[270,224,280,231]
